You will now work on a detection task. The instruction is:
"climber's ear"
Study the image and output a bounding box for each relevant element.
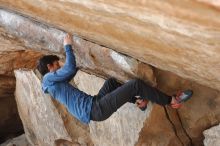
[47,63,53,71]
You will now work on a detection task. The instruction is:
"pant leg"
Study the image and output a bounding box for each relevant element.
[135,79,172,105]
[91,79,172,121]
[90,78,122,121]
[97,78,122,98]
[95,77,136,103]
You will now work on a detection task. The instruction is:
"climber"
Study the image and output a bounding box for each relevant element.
[37,34,193,124]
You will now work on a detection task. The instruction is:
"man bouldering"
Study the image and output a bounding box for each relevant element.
[37,34,193,124]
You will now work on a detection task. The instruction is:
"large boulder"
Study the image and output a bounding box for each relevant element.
[0,78,24,143]
[14,70,73,146]
[0,0,219,90]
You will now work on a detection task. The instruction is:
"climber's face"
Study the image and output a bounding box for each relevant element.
[47,60,61,72]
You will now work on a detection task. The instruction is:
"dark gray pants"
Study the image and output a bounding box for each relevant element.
[90,78,172,121]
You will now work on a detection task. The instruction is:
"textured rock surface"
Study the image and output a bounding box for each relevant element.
[0,9,156,85]
[154,69,220,145]
[136,105,188,146]
[51,99,93,146]
[0,26,43,78]
[203,124,220,146]
[0,134,30,146]
[0,0,219,90]
[74,71,105,96]
[14,70,72,146]
[90,103,153,146]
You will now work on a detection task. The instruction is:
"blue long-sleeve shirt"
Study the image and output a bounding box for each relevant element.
[42,45,93,124]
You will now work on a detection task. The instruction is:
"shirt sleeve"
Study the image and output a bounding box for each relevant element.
[44,44,77,82]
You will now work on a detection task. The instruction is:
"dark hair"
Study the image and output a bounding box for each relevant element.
[37,55,60,76]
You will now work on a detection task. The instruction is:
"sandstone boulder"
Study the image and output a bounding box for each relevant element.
[0,9,156,85]
[14,70,72,146]
[0,0,219,90]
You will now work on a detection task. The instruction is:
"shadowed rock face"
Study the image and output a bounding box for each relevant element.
[0,28,43,143]
[0,4,220,146]
[0,76,23,144]
[0,0,219,91]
